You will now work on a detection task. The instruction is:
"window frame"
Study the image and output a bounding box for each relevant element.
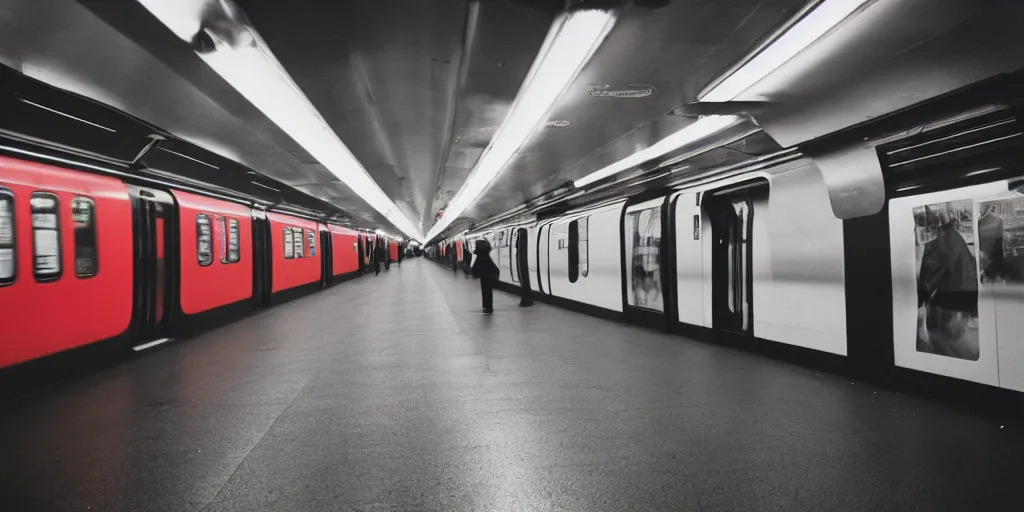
[196,213,213,267]
[307,228,316,257]
[0,187,15,286]
[30,191,62,282]
[71,196,99,278]
[284,226,294,259]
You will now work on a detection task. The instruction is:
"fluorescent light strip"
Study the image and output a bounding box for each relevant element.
[572,0,871,188]
[135,0,423,242]
[426,9,615,241]
[699,0,873,103]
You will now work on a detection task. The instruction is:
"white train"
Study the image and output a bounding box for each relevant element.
[442,82,1024,400]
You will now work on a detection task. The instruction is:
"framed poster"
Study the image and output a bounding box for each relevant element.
[890,182,1003,386]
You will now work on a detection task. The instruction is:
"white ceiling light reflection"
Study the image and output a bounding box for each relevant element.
[426,9,616,241]
[135,0,424,242]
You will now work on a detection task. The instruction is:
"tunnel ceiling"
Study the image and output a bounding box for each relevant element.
[0,0,809,237]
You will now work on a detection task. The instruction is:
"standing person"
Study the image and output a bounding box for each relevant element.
[451,243,458,274]
[372,242,381,276]
[376,242,387,274]
[471,239,499,314]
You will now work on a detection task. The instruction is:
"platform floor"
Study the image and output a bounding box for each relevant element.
[2,259,1023,511]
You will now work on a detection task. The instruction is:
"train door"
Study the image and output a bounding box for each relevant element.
[510,229,520,283]
[537,222,552,294]
[126,186,177,342]
[319,225,332,287]
[704,181,768,340]
[515,227,530,290]
[622,196,671,329]
[250,208,272,308]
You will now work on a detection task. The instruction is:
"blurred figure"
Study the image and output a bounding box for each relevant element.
[471,239,499,314]
[374,243,384,276]
[917,206,979,360]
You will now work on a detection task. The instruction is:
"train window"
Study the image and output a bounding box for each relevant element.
[307,229,316,257]
[293,227,304,258]
[196,214,213,266]
[228,219,240,263]
[216,216,228,264]
[0,188,14,286]
[284,226,294,259]
[569,220,580,283]
[30,192,62,281]
[71,197,98,278]
[579,216,589,278]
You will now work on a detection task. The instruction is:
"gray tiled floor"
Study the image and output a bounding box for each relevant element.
[2,259,1023,511]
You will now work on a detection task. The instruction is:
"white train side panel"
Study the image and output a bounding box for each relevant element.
[545,202,625,312]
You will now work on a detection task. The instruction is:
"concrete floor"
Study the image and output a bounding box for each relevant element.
[2,259,1023,511]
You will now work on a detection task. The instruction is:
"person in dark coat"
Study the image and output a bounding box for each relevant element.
[374,243,385,276]
[471,239,500,314]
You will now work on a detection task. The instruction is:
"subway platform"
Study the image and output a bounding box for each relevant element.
[1,259,1023,512]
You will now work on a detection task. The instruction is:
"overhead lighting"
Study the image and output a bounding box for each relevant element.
[425,9,616,241]
[573,0,871,187]
[574,115,740,187]
[135,0,423,242]
[698,0,873,103]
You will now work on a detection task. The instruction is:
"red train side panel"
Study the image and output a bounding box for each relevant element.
[328,224,359,276]
[389,240,399,261]
[173,190,253,315]
[267,212,321,293]
[0,156,133,368]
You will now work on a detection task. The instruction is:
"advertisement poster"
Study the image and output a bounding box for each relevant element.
[978,197,1024,284]
[627,206,663,311]
[913,199,979,361]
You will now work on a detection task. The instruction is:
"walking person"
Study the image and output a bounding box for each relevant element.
[471,239,499,314]
[451,243,459,275]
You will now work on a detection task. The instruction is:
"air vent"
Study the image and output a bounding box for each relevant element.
[589,84,656,98]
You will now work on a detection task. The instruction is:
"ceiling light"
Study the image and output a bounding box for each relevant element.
[698,0,873,102]
[573,0,871,188]
[425,9,616,241]
[135,0,423,242]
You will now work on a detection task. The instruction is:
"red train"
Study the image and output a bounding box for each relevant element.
[0,65,396,391]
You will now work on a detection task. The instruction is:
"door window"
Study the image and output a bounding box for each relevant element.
[625,206,663,311]
[579,217,589,278]
[216,216,228,264]
[227,218,240,263]
[307,229,316,257]
[284,226,294,259]
[30,192,61,281]
[196,214,213,266]
[71,197,98,277]
[293,227,304,258]
[569,221,580,283]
